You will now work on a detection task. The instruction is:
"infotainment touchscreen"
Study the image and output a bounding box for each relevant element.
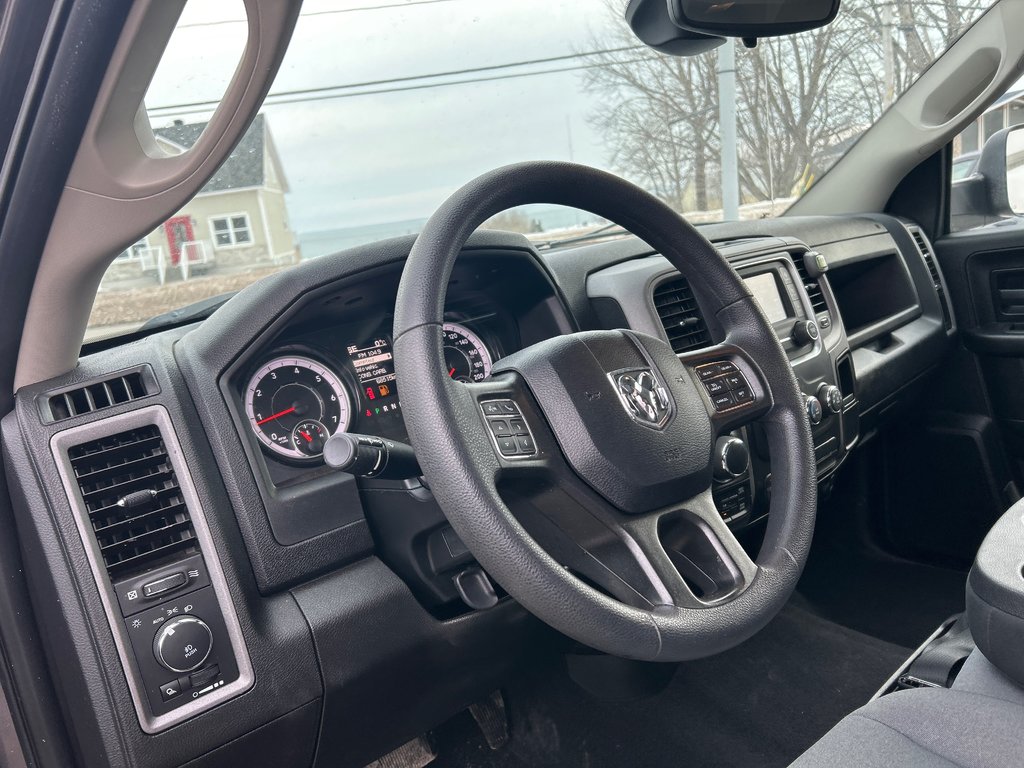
[743,272,788,324]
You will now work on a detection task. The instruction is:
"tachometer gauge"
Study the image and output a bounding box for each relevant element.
[245,355,351,460]
[442,322,493,383]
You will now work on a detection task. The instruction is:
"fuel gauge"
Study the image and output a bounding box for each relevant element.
[291,420,329,457]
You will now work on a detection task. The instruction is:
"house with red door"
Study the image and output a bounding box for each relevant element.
[102,114,298,287]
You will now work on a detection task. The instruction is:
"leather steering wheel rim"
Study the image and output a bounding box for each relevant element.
[394,161,816,662]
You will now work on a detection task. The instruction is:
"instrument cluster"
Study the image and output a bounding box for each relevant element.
[242,320,496,463]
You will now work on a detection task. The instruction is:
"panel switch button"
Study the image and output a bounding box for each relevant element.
[142,572,187,599]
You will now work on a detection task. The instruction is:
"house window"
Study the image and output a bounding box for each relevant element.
[116,238,149,262]
[210,214,253,248]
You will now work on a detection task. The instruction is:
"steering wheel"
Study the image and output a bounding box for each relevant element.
[393,162,816,662]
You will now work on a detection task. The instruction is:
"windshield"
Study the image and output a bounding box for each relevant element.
[87,0,993,342]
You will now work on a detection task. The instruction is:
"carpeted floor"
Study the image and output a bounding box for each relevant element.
[431,603,910,768]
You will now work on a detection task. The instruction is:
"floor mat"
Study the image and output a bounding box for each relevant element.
[795,543,967,648]
[431,603,909,768]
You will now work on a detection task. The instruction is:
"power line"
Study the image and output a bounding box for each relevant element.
[177,0,464,28]
[149,56,658,119]
[146,46,647,115]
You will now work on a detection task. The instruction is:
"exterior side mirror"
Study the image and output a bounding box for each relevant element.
[952,124,1024,230]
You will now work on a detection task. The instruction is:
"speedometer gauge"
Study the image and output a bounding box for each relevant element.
[443,322,493,383]
[244,355,351,460]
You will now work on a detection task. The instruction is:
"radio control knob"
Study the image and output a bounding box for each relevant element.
[714,437,750,480]
[153,616,213,674]
[792,320,819,346]
[805,396,823,426]
[817,384,843,414]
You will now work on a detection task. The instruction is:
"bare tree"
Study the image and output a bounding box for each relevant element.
[582,0,991,213]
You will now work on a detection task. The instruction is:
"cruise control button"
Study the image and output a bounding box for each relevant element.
[733,387,754,404]
[717,361,737,374]
[712,392,736,411]
[704,378,728,395]
[496,437,519,456]
[489,419,511,437]
[724,373,746,390]
[509,419,528,436]
[482,402,504,416]
[516,435,536,455]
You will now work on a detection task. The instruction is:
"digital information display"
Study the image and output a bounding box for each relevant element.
[346,339,402,427]
[744,272,788,324]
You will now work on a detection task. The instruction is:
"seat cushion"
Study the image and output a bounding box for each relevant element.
[791,687,1024,767]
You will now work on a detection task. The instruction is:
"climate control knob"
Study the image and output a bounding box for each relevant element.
[805,396,823,426]
[153,615,213,674]
[817,383,843,414]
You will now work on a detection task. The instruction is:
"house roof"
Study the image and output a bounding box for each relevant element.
[154,114,284,193]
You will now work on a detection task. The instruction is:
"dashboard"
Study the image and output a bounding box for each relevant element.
[4,217,956,767]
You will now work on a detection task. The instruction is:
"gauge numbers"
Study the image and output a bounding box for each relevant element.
[245,356,351,460]
[443,322,493,383]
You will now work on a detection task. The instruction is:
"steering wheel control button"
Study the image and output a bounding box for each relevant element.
[732,387,754,404]
[481,402,504,416]
[489,420,511,437]
[482,400,536,459]
[159,679,183,702]
[153,616,214,674]
[496,437,519,456]
[704,378,728,395]
[712,392,736,411]
[724,373,745,389]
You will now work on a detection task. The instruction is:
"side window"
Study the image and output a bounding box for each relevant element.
[951,85,1024,231]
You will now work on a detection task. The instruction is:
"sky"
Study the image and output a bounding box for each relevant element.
[146,0,623,233]
[144,0,1021,236]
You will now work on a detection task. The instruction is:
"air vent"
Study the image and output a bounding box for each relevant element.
[792,255,829,316]
[47,370,151,422]
[909,227,953,330]
[67,425,198,581]
[653,276,712,353]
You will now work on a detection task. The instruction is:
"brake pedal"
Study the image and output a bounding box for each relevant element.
[469,690,509,751]
[365,735,437,768]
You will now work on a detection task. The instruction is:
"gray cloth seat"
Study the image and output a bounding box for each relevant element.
[791,672,1024,767]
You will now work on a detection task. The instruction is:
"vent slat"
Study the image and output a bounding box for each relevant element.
[653,277,711,353]
[67,424,199,580]
[793,256,829,315]
[46,371,150,423]
[909,228,953,331]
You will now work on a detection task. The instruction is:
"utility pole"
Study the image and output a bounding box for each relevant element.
[882,5,895,108]
[718,37,739,221]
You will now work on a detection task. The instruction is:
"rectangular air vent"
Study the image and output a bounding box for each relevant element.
[47,370,151,422]
[653,276,712,353]
[67,424,199,581]
[792,255,829,316]
[909,227,953,331]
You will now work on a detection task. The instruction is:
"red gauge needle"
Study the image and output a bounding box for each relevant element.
[256,406,296,425]
[449,367,457,378]
[299,430,313,443]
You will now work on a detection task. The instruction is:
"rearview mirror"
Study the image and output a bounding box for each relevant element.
[670,0,841,38]
[627,0,841,56]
